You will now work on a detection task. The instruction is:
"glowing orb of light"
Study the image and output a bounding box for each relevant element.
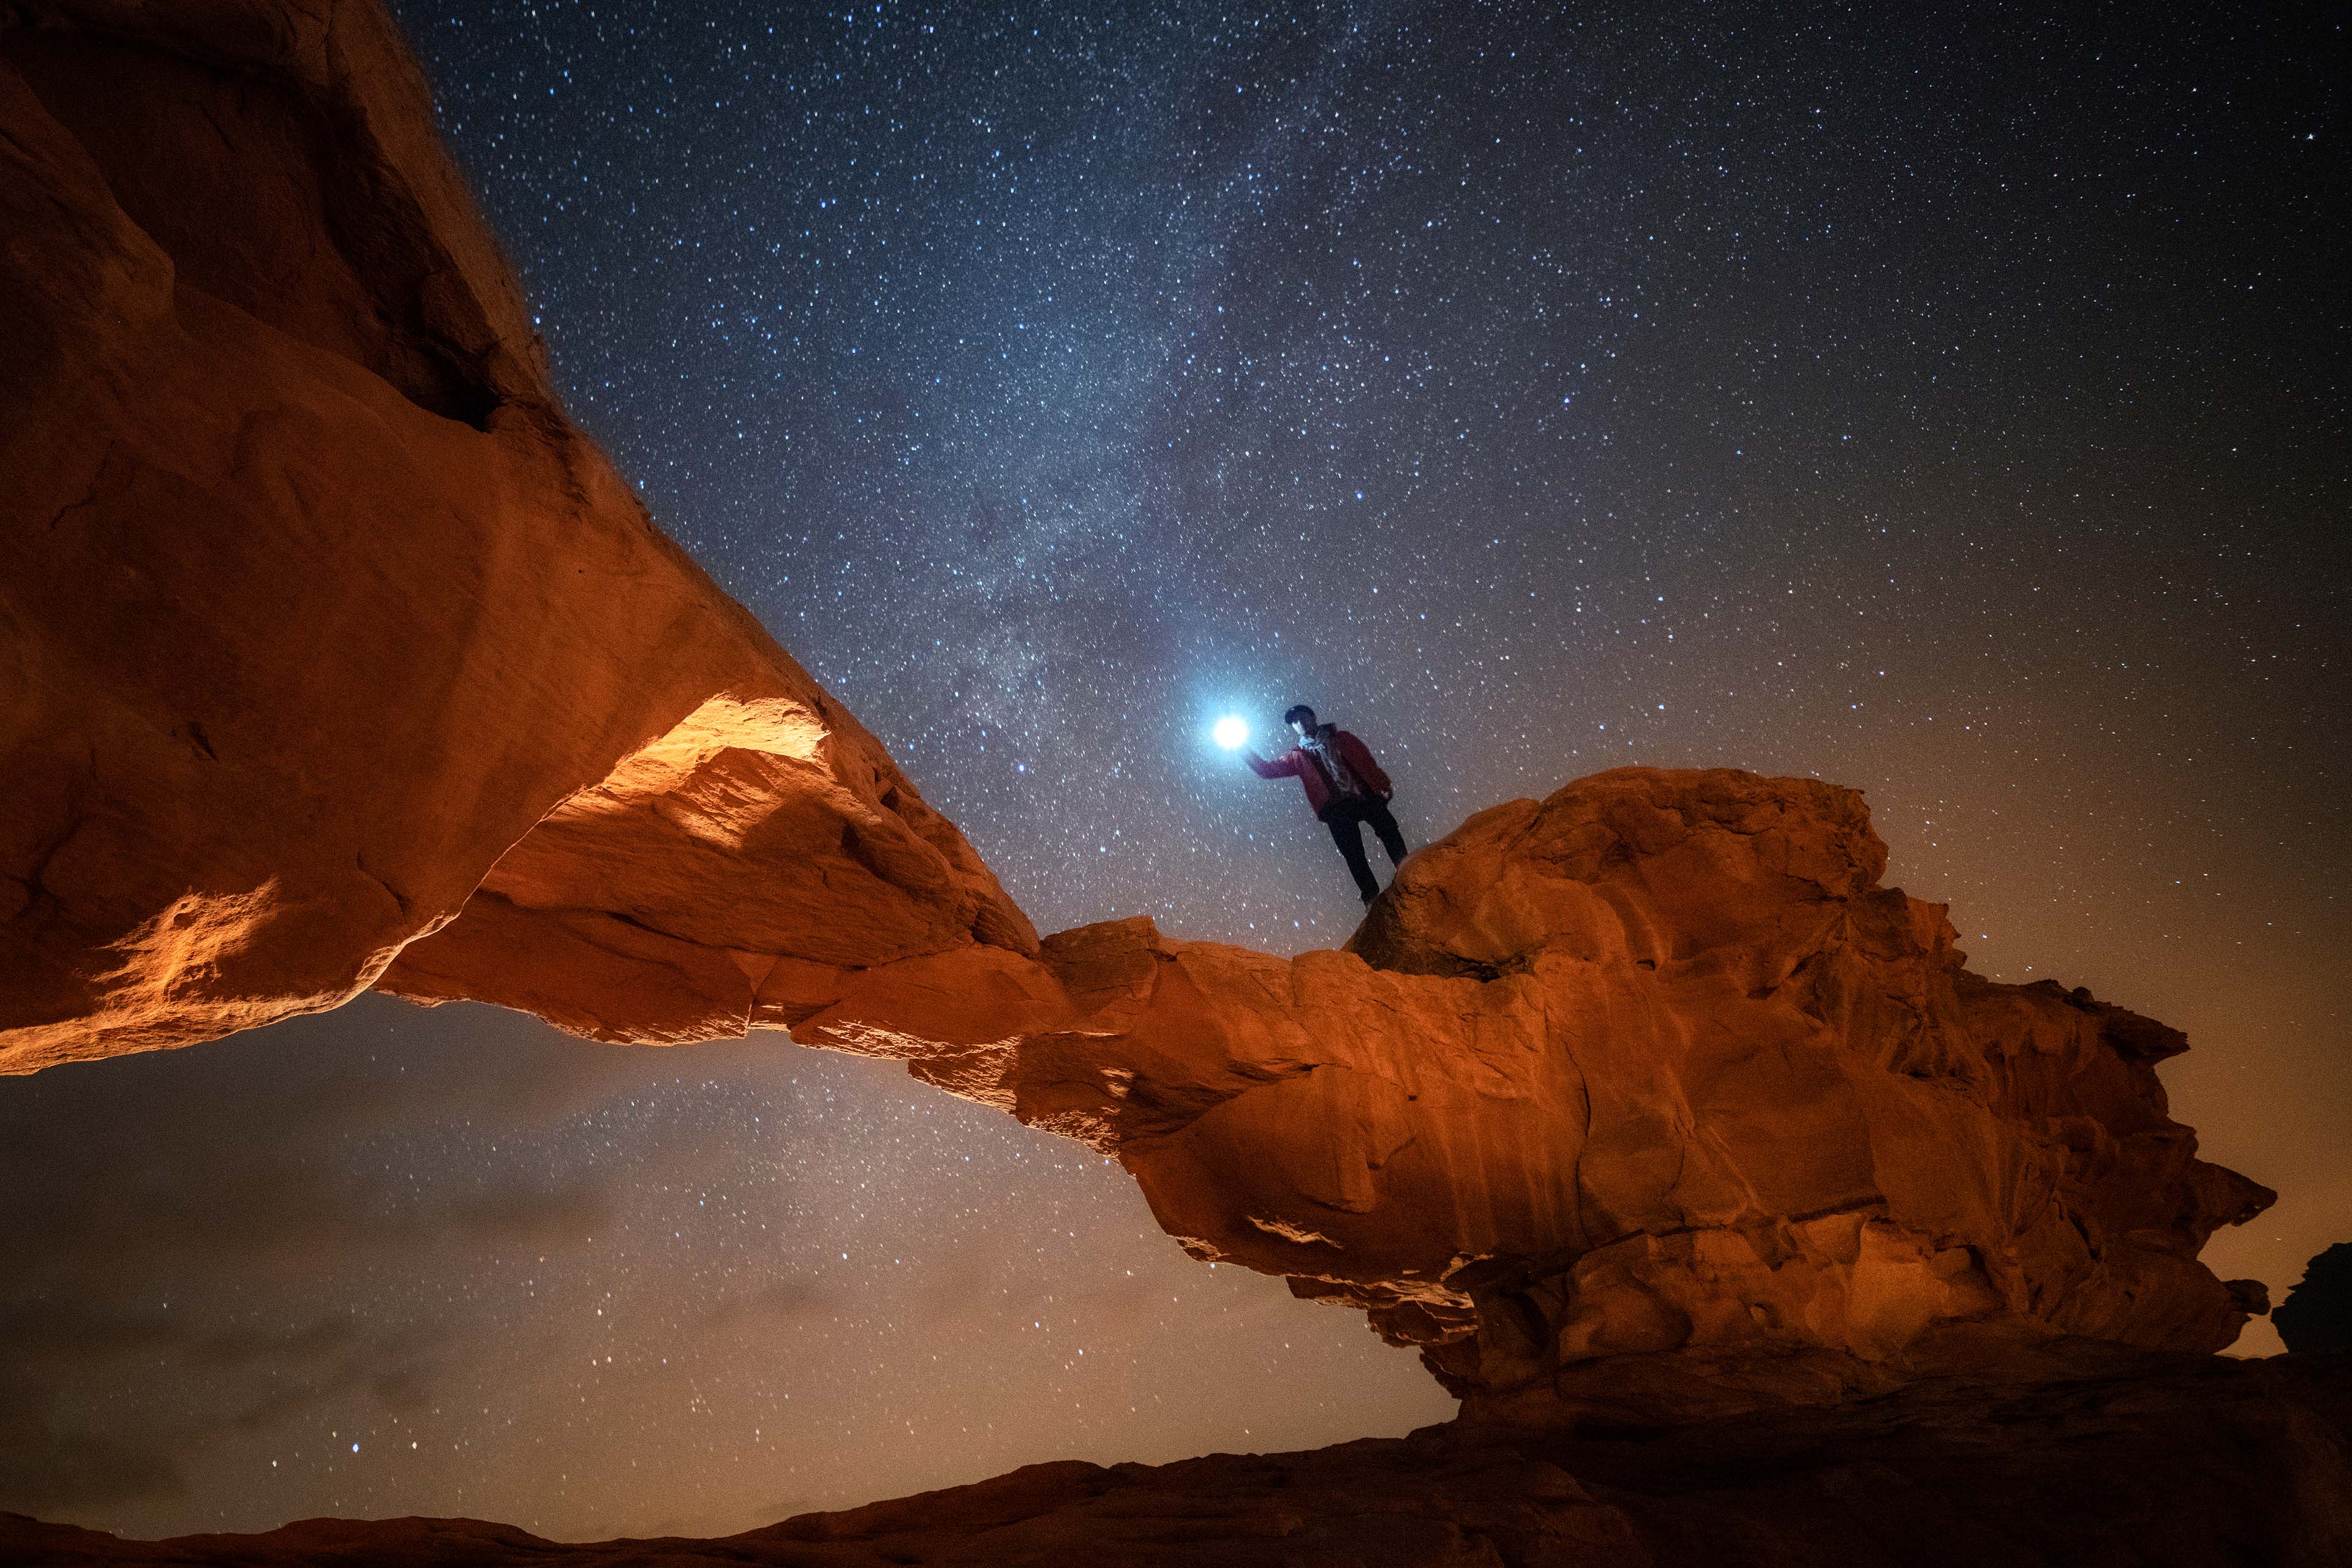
[1213,715,1250,750]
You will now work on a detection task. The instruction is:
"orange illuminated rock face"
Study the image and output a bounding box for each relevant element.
[0,1,1032,1072]
[1346,770,2277,1407]
[0,0,2269,1422]
[787,768,2275,1414]
[378,693,1036,1046]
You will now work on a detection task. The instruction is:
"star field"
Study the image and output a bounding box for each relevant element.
[1,0,2344,1543]
[0,1005,1437,1538]
[401,0,2343,953]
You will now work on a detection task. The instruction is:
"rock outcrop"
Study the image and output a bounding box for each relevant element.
[767,767,2275,1414]
[2277,1243,2352,1356]
[0,0,1032,1073]
[7,1354,2348,1566]
[0,0,2273,1420]
[0,17,2295,1568]
[1,0,2323,1554]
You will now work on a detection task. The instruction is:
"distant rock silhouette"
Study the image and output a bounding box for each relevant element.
[2277,1243,2352,1355]
[6,1356,2348,1565]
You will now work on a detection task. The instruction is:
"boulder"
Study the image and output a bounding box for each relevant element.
[2277,1243,2352,1355]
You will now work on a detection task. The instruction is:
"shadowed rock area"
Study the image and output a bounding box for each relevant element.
[6,1357,2348,1565]
[2277,1243,2352,1357]
[757,766,2277,1417]
[2,0,2339,1558]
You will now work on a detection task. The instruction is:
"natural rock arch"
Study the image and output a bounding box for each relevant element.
[1,0,2273,1431]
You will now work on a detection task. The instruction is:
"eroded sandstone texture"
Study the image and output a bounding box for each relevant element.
[1,0,2271,1442]
[770,768,2276,1415]
[0,0,1031,1072]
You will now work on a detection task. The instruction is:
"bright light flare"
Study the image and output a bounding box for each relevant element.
[1213,715,1250,750]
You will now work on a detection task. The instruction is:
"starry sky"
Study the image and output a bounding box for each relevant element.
[4,0,2346,1544]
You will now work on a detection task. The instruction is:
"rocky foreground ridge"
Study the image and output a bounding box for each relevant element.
[4,0,2343,1559]
[8,1357,2350,1566]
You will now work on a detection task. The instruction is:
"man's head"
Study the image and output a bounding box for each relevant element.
[1284,704,1317,737]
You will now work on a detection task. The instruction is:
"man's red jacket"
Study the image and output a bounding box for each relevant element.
[1248,729,1392,819]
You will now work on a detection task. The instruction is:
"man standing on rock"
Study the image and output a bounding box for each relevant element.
[1244,704,1408,905]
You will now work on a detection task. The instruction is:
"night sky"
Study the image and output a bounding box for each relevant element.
[4,0,2346,1543]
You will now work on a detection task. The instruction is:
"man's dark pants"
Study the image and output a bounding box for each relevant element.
[1324,797,1408,903]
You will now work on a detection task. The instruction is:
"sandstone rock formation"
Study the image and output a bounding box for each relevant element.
[0,0,2274,1422]
[0,0,1031,1073]
[2277,1243,2352,1355]
[7,1354,2348,1566]
[0,18,2293,1562]
[0,0,2320,1555]
[761,767,2275,1415]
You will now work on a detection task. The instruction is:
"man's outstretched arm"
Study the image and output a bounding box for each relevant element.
[1245,748,1300,780]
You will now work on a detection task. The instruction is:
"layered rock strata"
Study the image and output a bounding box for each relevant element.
[0,0,1032,1072]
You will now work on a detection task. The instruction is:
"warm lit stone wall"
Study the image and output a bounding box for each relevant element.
[0,0,1032,1072]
